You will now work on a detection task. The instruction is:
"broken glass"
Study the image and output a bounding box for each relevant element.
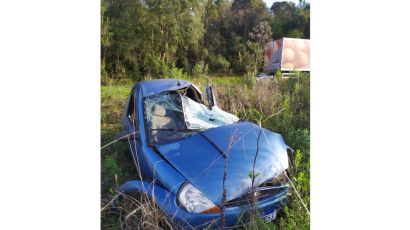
[181,96,239,130]
[144,92,190,144]
[144,90,239,144]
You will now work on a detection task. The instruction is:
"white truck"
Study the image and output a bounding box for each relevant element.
[263,37,310,77]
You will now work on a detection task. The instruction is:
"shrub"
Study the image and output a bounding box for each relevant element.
[167,66,186,79]
[286,29,304,38]
[242,70,256,88]
[192,60,209,77]
[208,54,230,74]
[142,54,168,78]
[104,154,122,180]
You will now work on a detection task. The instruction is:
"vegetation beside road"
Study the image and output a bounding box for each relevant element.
[101,73,310,229]
[101,0,310,83]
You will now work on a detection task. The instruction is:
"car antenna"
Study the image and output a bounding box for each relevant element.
[177,79,181,86]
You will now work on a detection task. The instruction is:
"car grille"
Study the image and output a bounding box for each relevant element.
[224,172,289,207]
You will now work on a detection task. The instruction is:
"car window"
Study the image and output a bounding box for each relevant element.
[143,90,239,145]
[181,96,239,130]
[144,92,188,144]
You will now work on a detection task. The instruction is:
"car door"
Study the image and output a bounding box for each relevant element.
[206,84,218,109]
[121,89,141,159]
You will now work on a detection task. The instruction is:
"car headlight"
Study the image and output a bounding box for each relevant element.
[178,183,221,213]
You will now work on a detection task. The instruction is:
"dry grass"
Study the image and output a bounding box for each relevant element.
[101,73,310,229]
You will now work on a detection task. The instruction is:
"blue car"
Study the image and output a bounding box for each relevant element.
[116,79,291,228]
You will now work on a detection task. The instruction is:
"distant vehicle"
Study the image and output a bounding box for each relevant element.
[263,37,310,77]
[256,72,274,81]
[116,79,292,228]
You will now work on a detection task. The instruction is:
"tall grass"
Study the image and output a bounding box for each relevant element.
[101,73,310,229]
[197,73,310,229]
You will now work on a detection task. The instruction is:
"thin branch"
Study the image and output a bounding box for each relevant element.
[263,108,286,123]
[100,131,139,150]
[101,192,121,212]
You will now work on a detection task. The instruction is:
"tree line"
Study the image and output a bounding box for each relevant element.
[101,0,310,81]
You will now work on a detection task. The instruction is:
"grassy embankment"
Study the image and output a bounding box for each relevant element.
[101,74,310,229]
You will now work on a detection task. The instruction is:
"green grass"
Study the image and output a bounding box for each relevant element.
[101,74,310,229]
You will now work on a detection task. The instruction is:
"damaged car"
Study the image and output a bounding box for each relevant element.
[116,79,292,228]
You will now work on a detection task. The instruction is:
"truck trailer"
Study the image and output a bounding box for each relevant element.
[263,37,310,76]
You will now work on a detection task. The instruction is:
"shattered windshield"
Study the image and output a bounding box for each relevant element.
[182,96,239,130]
[144,90,239,144]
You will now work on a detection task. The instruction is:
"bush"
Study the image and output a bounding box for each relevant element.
[286,28,304,38]
[142,54,168,78]
[104,154,121,179]
[241,70,256,89]
[214,74,310,229]
[191,61,208,78]
[208,54,230,74]
[166,66,185,79]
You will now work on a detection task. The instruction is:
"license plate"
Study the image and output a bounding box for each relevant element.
[261,210,277,222]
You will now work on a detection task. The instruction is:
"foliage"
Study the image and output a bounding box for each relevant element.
[248,20,272,74]
[142,54,168,78]
[101,0,310,82]
[207,54,230,74]
[167,66,187,79]
[192,60,209,77]
[270,0,310,39]
[215,74,310,229]
[242,70,257,88]
[101,0,310,228]
[101,74,310,229]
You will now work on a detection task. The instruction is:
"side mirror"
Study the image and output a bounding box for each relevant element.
[116,130,139,141]
[205,84,217,109]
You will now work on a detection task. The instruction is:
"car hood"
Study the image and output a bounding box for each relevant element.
[154,121,289,205]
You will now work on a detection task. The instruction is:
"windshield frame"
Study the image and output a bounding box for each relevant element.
[142,88,238,145]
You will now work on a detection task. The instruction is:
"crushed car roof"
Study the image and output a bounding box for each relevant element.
[137,79,192,97]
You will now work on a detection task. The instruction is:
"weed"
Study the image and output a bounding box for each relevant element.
[101,73,310,229]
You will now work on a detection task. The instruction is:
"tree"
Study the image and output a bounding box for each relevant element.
[101,0,113,81]
[269,1,310,39]
[248,21,272,74]
[100,0,310,81]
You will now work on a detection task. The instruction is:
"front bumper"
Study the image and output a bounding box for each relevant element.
[118,180,289,229]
